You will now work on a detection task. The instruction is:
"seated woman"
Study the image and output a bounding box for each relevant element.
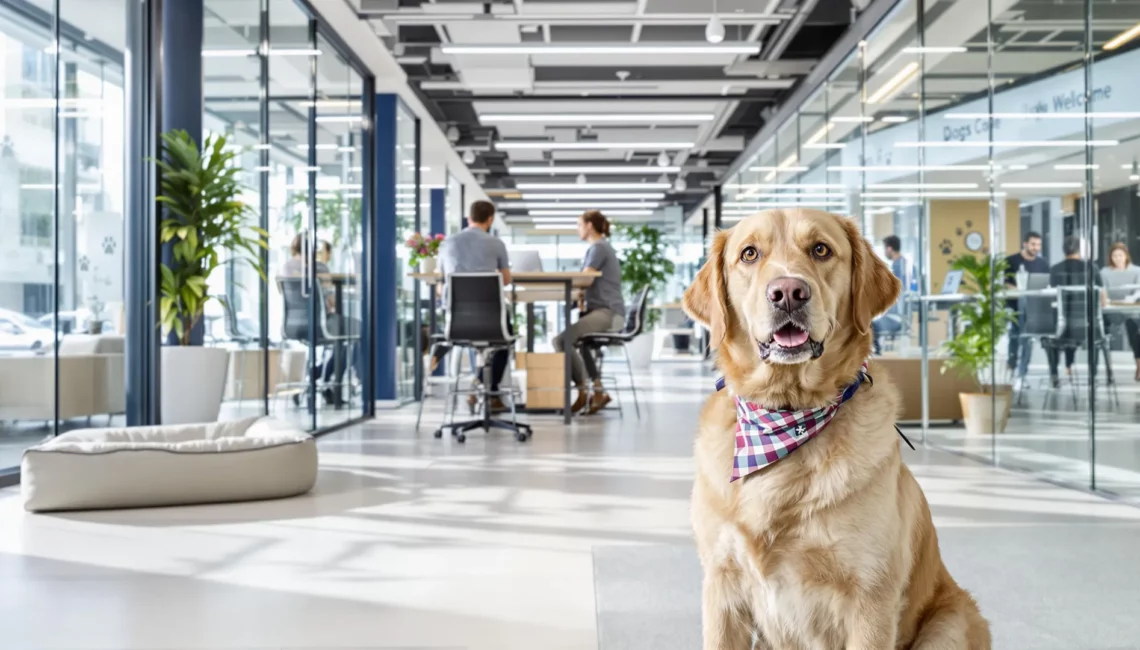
[1101,242,1140,381]
[553,210,625,415]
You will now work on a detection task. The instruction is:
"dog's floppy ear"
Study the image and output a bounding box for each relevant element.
[684,230,730,348]
[844,219,901,336]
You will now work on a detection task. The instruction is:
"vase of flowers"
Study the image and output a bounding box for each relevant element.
[406,232,445,274]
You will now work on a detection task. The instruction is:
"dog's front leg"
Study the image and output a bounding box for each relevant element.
[845,594,899,650]
[701,573,753,650]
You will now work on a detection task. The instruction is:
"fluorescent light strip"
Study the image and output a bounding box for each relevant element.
[803,143,845,150]
[441,44,761,55]
[724,201,848,209]
[297,144,339,150]
[737,184,847,193]
[727,193,847,200]
[830,116,873,123]
[534,224,580,230]
[527,210,654,216]
[253,166,272,172]
[868,183,978,189]
[202,48,321,57]
[861,191,1002,198]
[480,113,716,123]
[750,166,808,172]
[880,116,909,123]
[505,202,662,209]
[509,166,680,174]
[516,193,665,200]
[895,140,1118,148]
[1054,164,1099,170]
[805,124,834,146]
[829,165,999,172]
[315,115,364,123]
[868,62,919,104]
[947,111,1140,120]
[1104,22,1140,51]
[1001,182,1084,188]
[495,141,695,150]
[902,46,968,53]
[515,183,672,190]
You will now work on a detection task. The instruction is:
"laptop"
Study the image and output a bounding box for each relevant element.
[940,270,963,295]
[509,249,543,272]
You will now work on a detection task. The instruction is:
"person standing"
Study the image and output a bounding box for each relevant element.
[1004,231,1049,386]
[553,210,625,415]
[871,235,913,355]
[1101,242,1140,380]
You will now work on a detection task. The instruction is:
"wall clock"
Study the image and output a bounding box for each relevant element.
[964,231,984,251]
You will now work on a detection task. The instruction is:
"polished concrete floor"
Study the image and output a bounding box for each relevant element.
[2,363,1139,649]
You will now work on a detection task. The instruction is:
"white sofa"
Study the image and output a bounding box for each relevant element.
[21,416,318,512]
[0,334,125,421]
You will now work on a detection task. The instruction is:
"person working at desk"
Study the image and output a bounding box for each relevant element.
[1004,231,1049,384]
[283,235,358,407]
[434,200,513,411]
[871,235,913,355]
[553,210,625,415]
[1102,242,1140,380]
[1047,235,1106,387]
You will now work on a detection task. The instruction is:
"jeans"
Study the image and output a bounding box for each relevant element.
[553,308,624,386]
[871,315,902,355]
[1007,321,1033,378]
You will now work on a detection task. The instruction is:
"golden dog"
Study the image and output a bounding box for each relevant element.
[683,209,990,650]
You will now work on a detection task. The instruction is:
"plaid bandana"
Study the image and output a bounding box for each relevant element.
[721,362,868,482]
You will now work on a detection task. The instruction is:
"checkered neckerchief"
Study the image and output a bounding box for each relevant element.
[724,362,868,482]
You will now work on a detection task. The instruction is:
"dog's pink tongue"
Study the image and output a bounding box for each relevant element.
[773,325,809,347]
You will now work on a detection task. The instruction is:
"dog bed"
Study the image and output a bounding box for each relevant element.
[21,417,318,512]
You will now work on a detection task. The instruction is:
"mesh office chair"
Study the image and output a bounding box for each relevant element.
[277,278,355,409]
[431,273,531,443]
[574,286,651,418]
[1016,282,1059,404]
[1053,286,1117,408]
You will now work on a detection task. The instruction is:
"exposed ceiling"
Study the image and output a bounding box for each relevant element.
[347,0,857,230]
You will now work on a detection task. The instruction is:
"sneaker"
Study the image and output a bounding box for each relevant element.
[586,392,612,415]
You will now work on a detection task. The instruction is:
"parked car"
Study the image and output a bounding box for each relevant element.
[0,309,54,353]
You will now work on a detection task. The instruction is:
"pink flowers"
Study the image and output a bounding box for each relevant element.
[405,232,445,268]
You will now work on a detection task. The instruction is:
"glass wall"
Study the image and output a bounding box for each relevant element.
[395,102,417,401]
[723,0,1140,502]
[1,0,127,473]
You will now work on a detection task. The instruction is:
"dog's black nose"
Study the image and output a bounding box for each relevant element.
[766,276,811,312]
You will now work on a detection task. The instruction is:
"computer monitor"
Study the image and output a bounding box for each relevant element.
[940,270,963,295]
[509,249,543,272]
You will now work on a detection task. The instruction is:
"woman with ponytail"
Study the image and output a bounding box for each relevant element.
[553,210,626,414]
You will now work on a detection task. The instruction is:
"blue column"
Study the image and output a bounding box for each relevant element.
[430,188,445,236]
[373,94,399,401]
[160,0,204,346]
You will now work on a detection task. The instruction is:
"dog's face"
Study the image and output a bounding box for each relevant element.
[684,210,899,381]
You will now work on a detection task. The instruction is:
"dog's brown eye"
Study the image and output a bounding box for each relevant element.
[812,243,832,259]
[740,246,759,263]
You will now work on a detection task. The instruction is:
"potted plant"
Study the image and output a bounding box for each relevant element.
[85,296,105,334]
[405,232,445,274]
[940,254,1015,435]
[616,224,676,370]
[156,130,268,424]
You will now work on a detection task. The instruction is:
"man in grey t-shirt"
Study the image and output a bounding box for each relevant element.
[433,201,513,405]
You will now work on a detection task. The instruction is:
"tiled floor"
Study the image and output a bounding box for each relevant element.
[1,362,1139,649]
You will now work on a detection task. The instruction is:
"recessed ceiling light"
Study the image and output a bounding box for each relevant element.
[479,113,717,123]
[516,182,672,190]
[509,166,680,174]
[514,193,666,200]
[494,141,695,150]
[441,43,762,55]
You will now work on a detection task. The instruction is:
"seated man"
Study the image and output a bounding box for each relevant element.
[871,235,912,355]
[1046,235,1106,387]
[434,200,513,410]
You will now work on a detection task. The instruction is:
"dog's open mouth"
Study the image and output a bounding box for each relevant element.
[759,321,824,361]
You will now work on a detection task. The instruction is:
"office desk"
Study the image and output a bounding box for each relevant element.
[409,271,600,423]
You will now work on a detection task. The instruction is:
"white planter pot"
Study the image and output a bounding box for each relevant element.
[161,346,230,424]
[418,258,437,275]
[959,387,1011,436]
[626,334,654,371]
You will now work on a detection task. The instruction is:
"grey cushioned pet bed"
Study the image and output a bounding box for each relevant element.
[21,417,318,512]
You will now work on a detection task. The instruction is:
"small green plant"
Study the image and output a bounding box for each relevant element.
[940,254,1015,384]
[616,224,676,328]
[156,130,267,345]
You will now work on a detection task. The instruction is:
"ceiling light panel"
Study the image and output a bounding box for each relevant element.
[515,193,666,200]
[441,43,762,55]
[480,114,716,123]
[495,141,695,151]
[514,183,672,190]
[509,166,681,174]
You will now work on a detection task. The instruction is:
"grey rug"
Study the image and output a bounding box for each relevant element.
[593,527,1140,650]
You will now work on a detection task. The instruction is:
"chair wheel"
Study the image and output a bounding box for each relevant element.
[515,432,528,442]
[433,429,443,439]
[456,433,467,444]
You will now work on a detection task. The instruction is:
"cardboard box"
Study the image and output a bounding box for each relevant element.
[519,352,565,410]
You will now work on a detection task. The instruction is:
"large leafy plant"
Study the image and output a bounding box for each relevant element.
[616,224,676,329]
[156,130,267,345]
[285,190,364,248]
[940,254,1015,385]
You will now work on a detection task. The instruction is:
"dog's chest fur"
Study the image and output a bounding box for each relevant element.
[692,386,904,648]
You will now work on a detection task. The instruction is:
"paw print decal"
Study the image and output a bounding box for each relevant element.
[955,227,964,236]
[939,239,953,255]
[101,236,117,255]
[965,220,973,228]
[78,255,90,272]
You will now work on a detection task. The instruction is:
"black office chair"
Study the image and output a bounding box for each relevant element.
[431,273,531,443]
[1054,286,1117,408]
[277,278,355,409]
[574,286,651,418]
[1015,288,1059,404]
